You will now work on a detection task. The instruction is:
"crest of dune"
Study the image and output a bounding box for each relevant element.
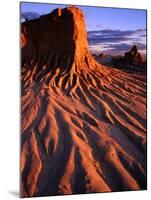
[21,7,147,198]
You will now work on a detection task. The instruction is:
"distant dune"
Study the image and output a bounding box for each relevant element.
[21,7,147,198]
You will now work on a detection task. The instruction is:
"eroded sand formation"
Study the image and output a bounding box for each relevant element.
[21,7,147,197]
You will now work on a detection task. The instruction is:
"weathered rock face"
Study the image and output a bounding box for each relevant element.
[21,7,97,73]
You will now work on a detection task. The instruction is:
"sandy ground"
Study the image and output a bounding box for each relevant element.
[21,64,147,197]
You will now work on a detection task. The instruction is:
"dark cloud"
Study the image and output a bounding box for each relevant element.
[88,28,146,55]
[88,28,145,36]
[88,37,133,45]
[109,43,132,51]
[88,29,146,43]
[88,29,142,38]
[21,12,40,21]
[135,28,146,32]
[139,34,146,37]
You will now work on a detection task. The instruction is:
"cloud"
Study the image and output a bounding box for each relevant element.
[96,24,102,28]
[139,34,146,37]
[88,29,137,37]
[88,29,146,44]
[88,37,131,45]
[87,28,146,55]
[109,43,132,51]
[21,12,40,21]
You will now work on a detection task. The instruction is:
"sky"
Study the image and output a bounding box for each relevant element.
[21,2,147,56]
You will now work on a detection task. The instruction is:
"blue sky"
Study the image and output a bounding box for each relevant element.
[21,2,147,55]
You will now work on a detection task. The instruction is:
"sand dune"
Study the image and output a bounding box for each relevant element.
[21,7,147,197]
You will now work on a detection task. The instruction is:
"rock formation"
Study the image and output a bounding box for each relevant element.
[124,45,142,65]
[21,7,147,198]
[110,45,145,71]
[21,7,99,74]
